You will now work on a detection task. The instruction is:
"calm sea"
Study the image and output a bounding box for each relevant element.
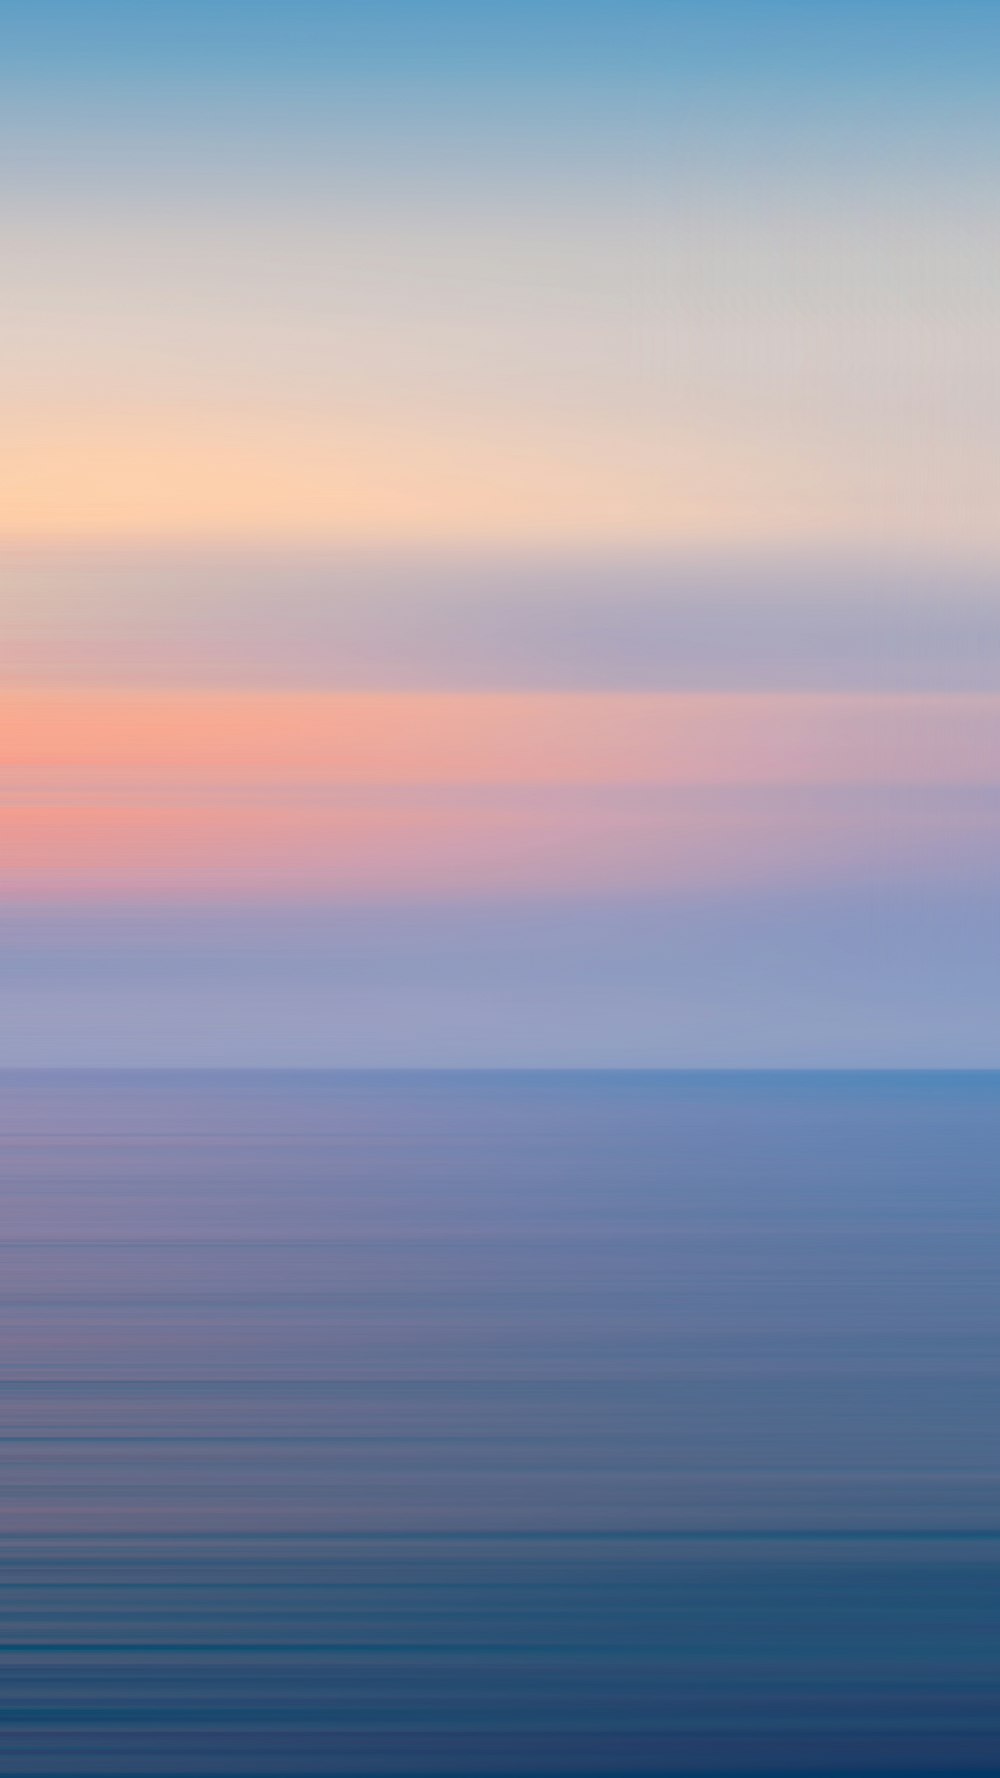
[0,1071,997,1774]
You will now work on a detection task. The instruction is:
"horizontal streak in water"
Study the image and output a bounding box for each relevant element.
[0,1072,996,1773]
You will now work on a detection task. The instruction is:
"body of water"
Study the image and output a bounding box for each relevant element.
[0,1071,997,1774]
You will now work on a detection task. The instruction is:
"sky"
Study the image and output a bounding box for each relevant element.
[1,0,998,1065]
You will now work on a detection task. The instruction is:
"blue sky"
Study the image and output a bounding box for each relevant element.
[2,0,997,1065]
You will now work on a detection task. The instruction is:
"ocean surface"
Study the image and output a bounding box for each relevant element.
[0,1070,997,1775]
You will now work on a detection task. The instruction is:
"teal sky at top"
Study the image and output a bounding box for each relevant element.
[3,0,999,183]
[3,0,998,565]
[3,0,999,90]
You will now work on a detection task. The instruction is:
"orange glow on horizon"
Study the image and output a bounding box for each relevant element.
[2,688,996,904]
[2,787,993,904]
[4,689,999,791]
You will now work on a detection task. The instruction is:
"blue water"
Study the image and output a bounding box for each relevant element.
[0,1071,997,1774]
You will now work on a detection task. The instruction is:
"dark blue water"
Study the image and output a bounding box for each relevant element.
[0,1072,997,1774]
